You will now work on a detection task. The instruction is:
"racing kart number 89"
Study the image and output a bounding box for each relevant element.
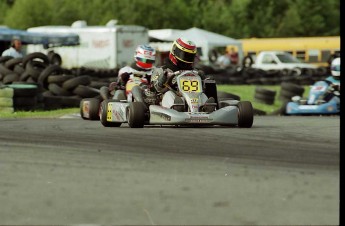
[180,79,201,92]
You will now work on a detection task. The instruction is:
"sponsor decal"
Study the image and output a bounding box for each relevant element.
[299,105,318,110]
[123,40,134,47]
[83,101,90,113]
[311,85,326,91]
[183,73,196,77]
[185,115,211,123]
[92,39,110,48]
[190,98,198,103]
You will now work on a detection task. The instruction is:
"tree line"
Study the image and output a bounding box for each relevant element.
[0,0,340,39]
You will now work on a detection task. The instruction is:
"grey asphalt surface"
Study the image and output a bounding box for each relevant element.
[0,115,340,225]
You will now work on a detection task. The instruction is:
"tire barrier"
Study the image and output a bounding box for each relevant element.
[1,53,330,112]
[195,64,329,86]
[279,82,305,103]
[254,87,276,105]
[0,52,118,111]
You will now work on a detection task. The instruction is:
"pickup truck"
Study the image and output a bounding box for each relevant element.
[243,51,317,70]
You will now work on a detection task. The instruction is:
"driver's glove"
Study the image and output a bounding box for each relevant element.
[120,72,130,84]
[158,69,173,88]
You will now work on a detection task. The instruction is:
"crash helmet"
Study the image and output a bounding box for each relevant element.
[169,38,197,69]
[134,44,156,70]
[331,57,340,79]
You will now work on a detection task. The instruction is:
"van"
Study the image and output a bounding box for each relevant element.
[26,20,149,69]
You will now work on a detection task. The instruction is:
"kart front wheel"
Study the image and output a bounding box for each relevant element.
[237,101,253,128]
[100,100,122,127]
[127,102,146,128]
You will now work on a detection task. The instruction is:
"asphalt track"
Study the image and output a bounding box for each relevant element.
[0,115,340,225]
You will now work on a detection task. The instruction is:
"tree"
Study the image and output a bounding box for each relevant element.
[1,0,340,38]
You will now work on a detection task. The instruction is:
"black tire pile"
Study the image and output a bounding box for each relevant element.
[254,87,277,105]
[198,64,329,85]
[253,82,306,116]
[0,52,118,111]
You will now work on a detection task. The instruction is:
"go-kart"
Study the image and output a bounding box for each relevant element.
[80,71,149,122]
[99,71,155,127]
[285,80,340,115]
[101,70,254,128]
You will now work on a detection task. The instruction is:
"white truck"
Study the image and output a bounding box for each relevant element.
[245,51,317,70]
[26,20,149,69]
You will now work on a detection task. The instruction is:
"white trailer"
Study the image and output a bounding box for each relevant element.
[26,20,149,69]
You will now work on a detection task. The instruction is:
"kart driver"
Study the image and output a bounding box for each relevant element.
[324,57,340,101]
[151,37,216,112]
[100,44,156,100]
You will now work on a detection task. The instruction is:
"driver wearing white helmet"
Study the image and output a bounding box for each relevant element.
[324,57,340,101]
[100,44,156,100]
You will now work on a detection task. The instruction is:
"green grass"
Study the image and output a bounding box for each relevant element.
[0,85,311,118]
[218,85,310,114]
[0,108,79,119]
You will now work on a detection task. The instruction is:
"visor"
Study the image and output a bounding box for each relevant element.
[136,57,155,64]
[172,46,196,63]
[136,61,153,69]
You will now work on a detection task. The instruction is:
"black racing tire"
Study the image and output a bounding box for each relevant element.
[48,52,62,66]
[255,87,277,96]
[25,60,47,81]
[127,102,146,128]
[237,101,253,128]
[80,98,100,120]
[280,82,305,95]
[217,91,240,100]
[73,85,100,98]
[208,49,218,63]
[4,57,23,70]
[13,96,37,107]
[48,83,73,96]
[62,75,91,91]
[38,65,63,89]
[22,52,49,68]
[254,93,275,105]
[3,73,19,84]
[0,64,14,75]
[279,89,300,100]
[100,99,122,127]
[242,55,254,68]
[47,74,74,84]
[0,56,13,63]
[13,65,25,75]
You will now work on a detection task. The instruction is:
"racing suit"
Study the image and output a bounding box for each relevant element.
[100,62,153,100]
[323,76,340,101]
[151,58,216,111]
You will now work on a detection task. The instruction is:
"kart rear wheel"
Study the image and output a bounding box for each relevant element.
[237,101,253,128]
[100,100,122,127]
[127,102,146,128]
[80,98,100,120]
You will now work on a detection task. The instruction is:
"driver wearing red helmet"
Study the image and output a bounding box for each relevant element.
[151,37,216,111]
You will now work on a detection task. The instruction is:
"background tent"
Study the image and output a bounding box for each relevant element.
[149,27,243,65]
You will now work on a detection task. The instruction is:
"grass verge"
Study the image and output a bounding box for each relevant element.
[0,85,310,118]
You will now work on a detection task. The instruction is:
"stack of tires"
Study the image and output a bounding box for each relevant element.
[0,83,39,112]
[0,52,118,111]
[254,87,276,105]
[279,82,305,103]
